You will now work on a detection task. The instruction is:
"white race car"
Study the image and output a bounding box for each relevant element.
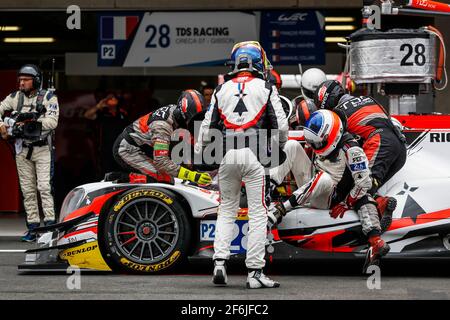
[19,115,450,273]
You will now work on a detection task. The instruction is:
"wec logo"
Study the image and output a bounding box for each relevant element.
[278,13,308,22]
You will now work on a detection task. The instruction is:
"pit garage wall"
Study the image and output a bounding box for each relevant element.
[0,71,22,213]
[0,141,21,213]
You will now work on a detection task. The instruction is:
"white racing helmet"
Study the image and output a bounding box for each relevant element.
[301,68,327,101]
[304,110,344,157]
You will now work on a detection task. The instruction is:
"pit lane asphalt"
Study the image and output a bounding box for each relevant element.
[1,239,450,300]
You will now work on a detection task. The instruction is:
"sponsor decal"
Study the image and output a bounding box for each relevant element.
[350,162,367,172]
[430,132,450,143]
[61,244,98,258]
[154,141,170,150]
[119,250,180,272]
[318,86,327,103]
[153,140,169,157]
[114,190,173,211]
[154,149,169,157]
[60,241,111,271]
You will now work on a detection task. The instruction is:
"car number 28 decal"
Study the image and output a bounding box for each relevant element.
[200,220,248,254]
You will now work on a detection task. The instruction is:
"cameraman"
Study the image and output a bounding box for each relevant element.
[0,64,59,242]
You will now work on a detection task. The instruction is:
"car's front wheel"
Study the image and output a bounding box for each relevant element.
[100,187,191,274]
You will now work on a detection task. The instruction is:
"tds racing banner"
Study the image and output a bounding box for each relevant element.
[98,12,258,67]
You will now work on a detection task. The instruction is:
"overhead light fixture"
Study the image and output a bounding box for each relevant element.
[325,25,356,31]
[325,37,348,43]
[325,17,355,23]
[3,37,55,43]
[0,26,20,31]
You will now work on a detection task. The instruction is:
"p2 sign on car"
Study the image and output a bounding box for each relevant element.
[200,218,249,254]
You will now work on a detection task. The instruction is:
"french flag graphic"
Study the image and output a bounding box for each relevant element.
[272,55,280,62]
[101,16,139,40]
[272,42,280,50]
[271,30,280,37]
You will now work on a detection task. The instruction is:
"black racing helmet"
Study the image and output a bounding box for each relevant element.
[314,80,345,110]
[18,64,42,89]
[176,89,207,126]
[296,98,317,127]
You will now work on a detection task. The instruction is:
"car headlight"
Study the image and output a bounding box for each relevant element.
[59,188,86,223]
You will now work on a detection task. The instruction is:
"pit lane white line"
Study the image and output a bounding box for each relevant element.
[0,250,26,253]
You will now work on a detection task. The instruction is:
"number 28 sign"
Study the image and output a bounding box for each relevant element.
[350,32,437,84]
[98,12,258,67]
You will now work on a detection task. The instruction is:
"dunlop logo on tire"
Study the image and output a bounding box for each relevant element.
[119,251,181,272]
[114,190,173,212]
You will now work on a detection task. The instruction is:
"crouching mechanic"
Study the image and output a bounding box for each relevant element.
[112,90,212,185]
[196,41,287,289]
[0,64,59,241]
[314,80,406,223]
[270,110,390,272]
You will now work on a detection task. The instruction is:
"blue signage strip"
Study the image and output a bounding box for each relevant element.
[260,10,325,65]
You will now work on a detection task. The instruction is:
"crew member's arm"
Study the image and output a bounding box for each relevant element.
[151,121,211,185]
[195,85,221,153]
[266,84,288,149]
[151,121,179,176]
[39,92,59,131]
[0,94,14,139]
[344,141,372,207]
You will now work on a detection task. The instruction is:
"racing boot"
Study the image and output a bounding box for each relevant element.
[375,196,397,233]
[247,269,280,289]
[21,223,40,242]
[363,235,390,274]
[212,259,227,285]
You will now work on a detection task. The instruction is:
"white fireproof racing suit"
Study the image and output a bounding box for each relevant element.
[282,133,381,235]
[196,72,288,269]
[269,139,312,188]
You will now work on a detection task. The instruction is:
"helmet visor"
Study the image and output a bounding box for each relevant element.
[307,133,329,151]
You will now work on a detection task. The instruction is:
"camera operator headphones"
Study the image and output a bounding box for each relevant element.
[18,64,42,89]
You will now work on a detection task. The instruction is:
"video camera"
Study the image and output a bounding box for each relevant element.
[3,104,46,139]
